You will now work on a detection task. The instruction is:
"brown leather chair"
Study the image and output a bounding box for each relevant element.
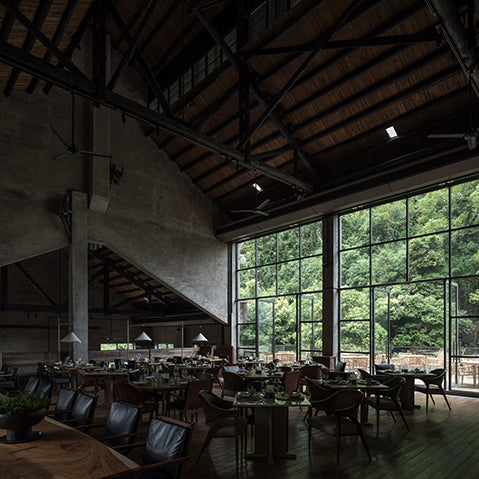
[166,379,213,421]
[221,370,247,398]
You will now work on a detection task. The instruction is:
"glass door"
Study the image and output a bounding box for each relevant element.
[372,287,391,368]
[258,299,275,362]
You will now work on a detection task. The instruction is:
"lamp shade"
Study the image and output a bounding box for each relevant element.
[60,331,81,343]
[135,331,152,342]
[192,332,208,343]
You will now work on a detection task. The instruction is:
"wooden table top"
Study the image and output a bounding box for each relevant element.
[0,417,139,479]
[233,392,310,408]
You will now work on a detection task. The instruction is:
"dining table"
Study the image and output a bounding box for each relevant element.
[80,369,130,406]
[233,391,310,466]
[384,370,434,409]
[0,416,139,479]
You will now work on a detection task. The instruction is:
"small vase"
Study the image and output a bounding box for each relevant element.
[0,407,47,443]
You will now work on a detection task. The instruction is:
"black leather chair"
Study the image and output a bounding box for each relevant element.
[123,416,194,479]
[46,365,72,389]
[59,391,98,432]
[37,381,53,401]
[48,388,78,420]
[375,363,396,374]
[0,365,18,391]
[23,376,40,394]
[90,402,141,454]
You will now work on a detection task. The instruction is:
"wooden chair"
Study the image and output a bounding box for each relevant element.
[304,377,335,421]
[414,368,451,411]
[197,390,248,468]
[366,376,408,436]
[166,379,213,421]
[307,389,371,465]
[221,371,247,398]
[283,370,302,392]
[76,369,103,396]
[115,381,158,420]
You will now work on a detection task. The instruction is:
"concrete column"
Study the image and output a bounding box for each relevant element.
[322,215,339,358]
[70,191,89,361]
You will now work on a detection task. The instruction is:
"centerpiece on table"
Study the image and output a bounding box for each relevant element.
[0,392,49,443]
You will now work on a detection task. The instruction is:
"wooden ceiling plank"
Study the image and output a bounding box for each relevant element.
[0,0,87,84]
[107,0,159,91]
[108,2,174,117]
[3,0,52,97]
[26,0,78,94]
[237,0,361,150]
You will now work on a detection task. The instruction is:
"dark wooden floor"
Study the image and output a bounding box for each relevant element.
[89,387,479,479]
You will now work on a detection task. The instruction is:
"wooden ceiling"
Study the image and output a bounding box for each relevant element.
[1,0,479,230]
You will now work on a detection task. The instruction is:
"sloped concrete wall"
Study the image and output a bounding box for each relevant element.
[0,87,229,323]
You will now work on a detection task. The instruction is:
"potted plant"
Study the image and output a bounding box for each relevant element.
[0,392,49,443]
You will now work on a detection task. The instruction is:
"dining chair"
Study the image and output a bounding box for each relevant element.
[46,364,72,389]
[221,371,247,398]
[23,376,40,394]
[76,369,103,395]
[122,416,194,479]
[307,389,371,465]
[89,401,142,454]
[37,381,53,401]
[197,390,248,468]
[283,370,302,392]
[47,388,78,420]
[366,376,408,436]
[166,379,213,421]
[414,368,451,412]
[59,391,98,433]
[299,365,323,391]
[115,381,158,419]
[335,361,347,372]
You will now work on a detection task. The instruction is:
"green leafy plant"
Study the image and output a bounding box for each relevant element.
[0,392,49,415]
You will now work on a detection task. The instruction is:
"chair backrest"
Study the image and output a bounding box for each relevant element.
[143,416,194,479]
[24,376,40,394]
[375,363,395,373]
[199,390,234,424]
[37,363,48,379]
[305,378,335,404]
[427,368,447,385]
[184,379,213,412]
[381,376,405,400]
[223,365,240,374]
[335,361,347,372]
[128,370,141,382]
[358,368,372,380]
[55,388,78,419]
[284,370,302,392]
[326,389,364,421]
[104,401,141,447]
[114,359,123,369]
[71,392,97,426]
[301,365,323,380]
[37,381,53,399]
[222,371,247,393]
[115,381,148,406]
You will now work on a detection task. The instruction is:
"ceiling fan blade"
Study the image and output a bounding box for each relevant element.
[231,209,254,214]
[256,210,270,216]
[256,198,271,210]
[427,133,464,139]
[78,150,112,158]
[51,151,73,160]
[50,125,73,149]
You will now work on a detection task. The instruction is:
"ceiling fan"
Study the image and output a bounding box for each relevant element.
[50,94,112,160]
[231,198,271,216]
[427,83,479,150]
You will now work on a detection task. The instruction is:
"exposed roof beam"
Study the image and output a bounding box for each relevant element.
[0,40,312,193]
[0,0,19,43]
[240,31,442,56]
[237,0,360,149]
[14,263,56,307]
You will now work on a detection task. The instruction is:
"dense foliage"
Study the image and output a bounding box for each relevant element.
[237,179,479,358]
[0,392,49,415]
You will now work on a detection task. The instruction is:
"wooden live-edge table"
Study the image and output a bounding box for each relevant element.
[0,416,140,479]
[233,392,310,466]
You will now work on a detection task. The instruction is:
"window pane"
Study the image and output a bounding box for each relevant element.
[341,248,369,287]
[300,295,314,322]
[341,288,369,321]
[409,233,448,280]
[257,234,276,265]
[301,322,322,352]
[238,323,256,349]
[340,321,370,352]
[453,277,479,317]
[238,299,256,323]
[409,189,448,236]
[452,227,479,276]
[239,268,255,298]
[372,241,406,284]
[456,318,479,354]
[278,228,299,261]
[257,264,276,297]
[275,296,297,350]
[238,239,255,269]
[278,260,299,294]
[341,209,369,249]
[301,222,322,256]
[258,300,274,360]
[301,256,322,292]
[451,179,479,228]
[372,200,406,243]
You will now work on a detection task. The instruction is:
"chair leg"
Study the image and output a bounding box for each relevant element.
[354,421,371,461]
[196,433,211,464]
[376,405,380,437]
[394,400,409,431]
[308,421,312,451]
[439,386,451,410]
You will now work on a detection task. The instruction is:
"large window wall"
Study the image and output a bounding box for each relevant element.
[236,222,323,361]
[339,179,479,390]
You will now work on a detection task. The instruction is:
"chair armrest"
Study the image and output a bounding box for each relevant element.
[59,417,93,425]
[48,408,73,416]
[131,456,189,479]
[112,440,146,451]
[74,421,107,430]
